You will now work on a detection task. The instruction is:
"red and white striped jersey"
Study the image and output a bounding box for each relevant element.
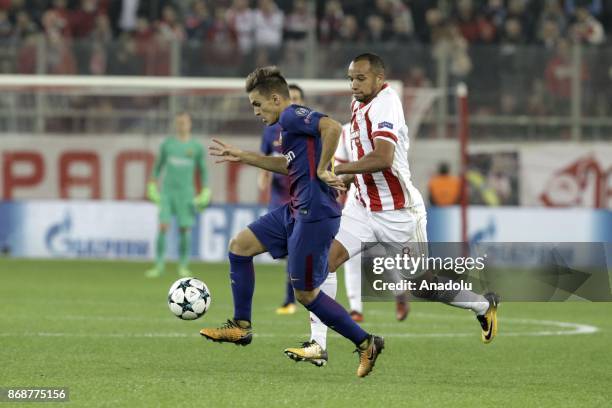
[348,84,424,211]
[334,123,357,206]
[334,123,352,166]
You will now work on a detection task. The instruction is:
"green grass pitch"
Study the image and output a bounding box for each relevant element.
[1,258,611,407]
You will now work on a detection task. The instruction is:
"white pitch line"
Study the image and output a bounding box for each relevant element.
[0,318,599,339]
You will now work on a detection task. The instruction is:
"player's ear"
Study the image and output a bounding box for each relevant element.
[272,93,281,105]
[375,73,384,87]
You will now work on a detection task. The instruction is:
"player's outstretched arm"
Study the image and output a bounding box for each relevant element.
[317,117,346,191]
[334,139,395,175]
[209,138,288,175]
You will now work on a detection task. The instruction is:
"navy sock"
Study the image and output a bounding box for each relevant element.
[283,267,295,305]
[306,291,369,346]
[229,252,255,323]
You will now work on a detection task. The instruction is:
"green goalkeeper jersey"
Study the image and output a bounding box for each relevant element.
[153,137,207,196]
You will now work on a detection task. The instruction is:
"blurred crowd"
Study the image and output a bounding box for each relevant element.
[0,0,611,120]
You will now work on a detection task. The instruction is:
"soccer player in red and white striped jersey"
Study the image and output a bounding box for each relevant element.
[285,53,499,367]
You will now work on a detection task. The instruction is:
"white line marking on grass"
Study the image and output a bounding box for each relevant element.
[0,318,598,339]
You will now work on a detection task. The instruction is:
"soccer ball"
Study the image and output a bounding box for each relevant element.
[167,277,211,320]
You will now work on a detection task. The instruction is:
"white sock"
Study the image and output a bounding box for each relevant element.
[309,272,337,350]
[450,299,489,315]
[344,253,362,313]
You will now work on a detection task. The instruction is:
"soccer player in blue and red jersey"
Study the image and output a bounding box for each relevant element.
[200,66,384,378]
[258,84,305,315]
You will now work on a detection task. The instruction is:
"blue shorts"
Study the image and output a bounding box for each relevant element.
[248,204,340,291]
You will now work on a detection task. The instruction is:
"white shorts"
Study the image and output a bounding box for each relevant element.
[335,198,428,258]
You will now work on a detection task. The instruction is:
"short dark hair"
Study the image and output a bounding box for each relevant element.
[288,84,305,100]
[245,66,290,98]
[438,162,450,175]
[352,53,386,74]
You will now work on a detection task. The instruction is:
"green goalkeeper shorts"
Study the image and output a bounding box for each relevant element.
[159,193,195,228]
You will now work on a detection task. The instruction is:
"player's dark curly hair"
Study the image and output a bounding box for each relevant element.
[245,66,290,98]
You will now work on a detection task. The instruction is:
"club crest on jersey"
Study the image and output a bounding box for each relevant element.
[378,121,393,130]
[294,107,309,117]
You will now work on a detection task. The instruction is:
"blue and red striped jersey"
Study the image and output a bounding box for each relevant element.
[277,104,341,221]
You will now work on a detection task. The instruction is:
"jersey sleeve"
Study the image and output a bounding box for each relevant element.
[369,95,402,146]
[334,123,351,165]
[279,106,326,137]
[152,140,167,179]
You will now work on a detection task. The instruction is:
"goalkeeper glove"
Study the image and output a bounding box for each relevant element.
[147,182,161,204]
[194,187,211,211]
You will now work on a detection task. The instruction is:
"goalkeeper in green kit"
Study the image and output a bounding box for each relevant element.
[145,112,211,278]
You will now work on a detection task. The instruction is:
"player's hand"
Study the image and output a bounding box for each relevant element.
[146,181,160,204]
[209,139,243,163]
[339,174,355,188]
[193,187,211,211]
[317,170,346,191]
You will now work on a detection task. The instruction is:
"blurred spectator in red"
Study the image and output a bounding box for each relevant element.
[46,29,76,73]
[185,0,212,39]
[253,0,283,66]
[70,0,99,40]
[319,0,343,43]
[42,0,72,37]
[16,32,39,73]
[455,0,480,43]
[133,16,153,55]
[89,14,112,74]
[544,38,587,114]
[146,30,174,76]
[570,6,605,45]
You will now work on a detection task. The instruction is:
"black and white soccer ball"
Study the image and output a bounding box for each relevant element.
[167,278,211,320]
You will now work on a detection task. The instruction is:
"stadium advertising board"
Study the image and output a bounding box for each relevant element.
[1,201,608,260]
[3,137,610,208]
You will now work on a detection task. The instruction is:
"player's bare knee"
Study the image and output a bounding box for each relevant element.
[159,224,169,232]
[229,229,262,256]
[294,288,319,306]
[228,236,249,256]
